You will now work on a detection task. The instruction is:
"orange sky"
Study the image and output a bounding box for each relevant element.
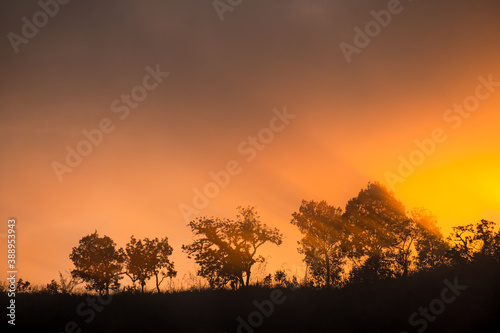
[1,0,499,287]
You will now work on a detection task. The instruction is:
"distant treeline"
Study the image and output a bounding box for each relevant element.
[6,182,499,295]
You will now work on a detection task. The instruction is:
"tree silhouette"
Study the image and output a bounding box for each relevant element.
[150,237,177,292]
[182,206,282,289]
[69,231,124,295]
[410,208,450,271]
[344,182,412,282]
[124,236,177,292]
[448,219,500,264]
[472,219,499,262]
[288,182,496,284]
[124,236,147,290]
[448,224,476,263]
[291,200,348,287]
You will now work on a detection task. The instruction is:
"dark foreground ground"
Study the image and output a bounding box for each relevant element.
[2,262,500,333]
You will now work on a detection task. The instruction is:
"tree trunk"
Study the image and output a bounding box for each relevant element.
[325,252,331,288]
[238,273,245,289]
[155,274,161,293]
[245,270,250,287]
[402,251,409,278]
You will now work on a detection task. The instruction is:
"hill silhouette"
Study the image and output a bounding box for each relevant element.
[2,261,499,333]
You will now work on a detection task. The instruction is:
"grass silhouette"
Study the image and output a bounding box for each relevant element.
[2,261,499,333]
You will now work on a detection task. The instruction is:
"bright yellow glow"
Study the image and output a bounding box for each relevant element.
[397,152,500,234]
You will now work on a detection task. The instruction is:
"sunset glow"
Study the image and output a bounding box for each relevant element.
[1,0,499,290]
